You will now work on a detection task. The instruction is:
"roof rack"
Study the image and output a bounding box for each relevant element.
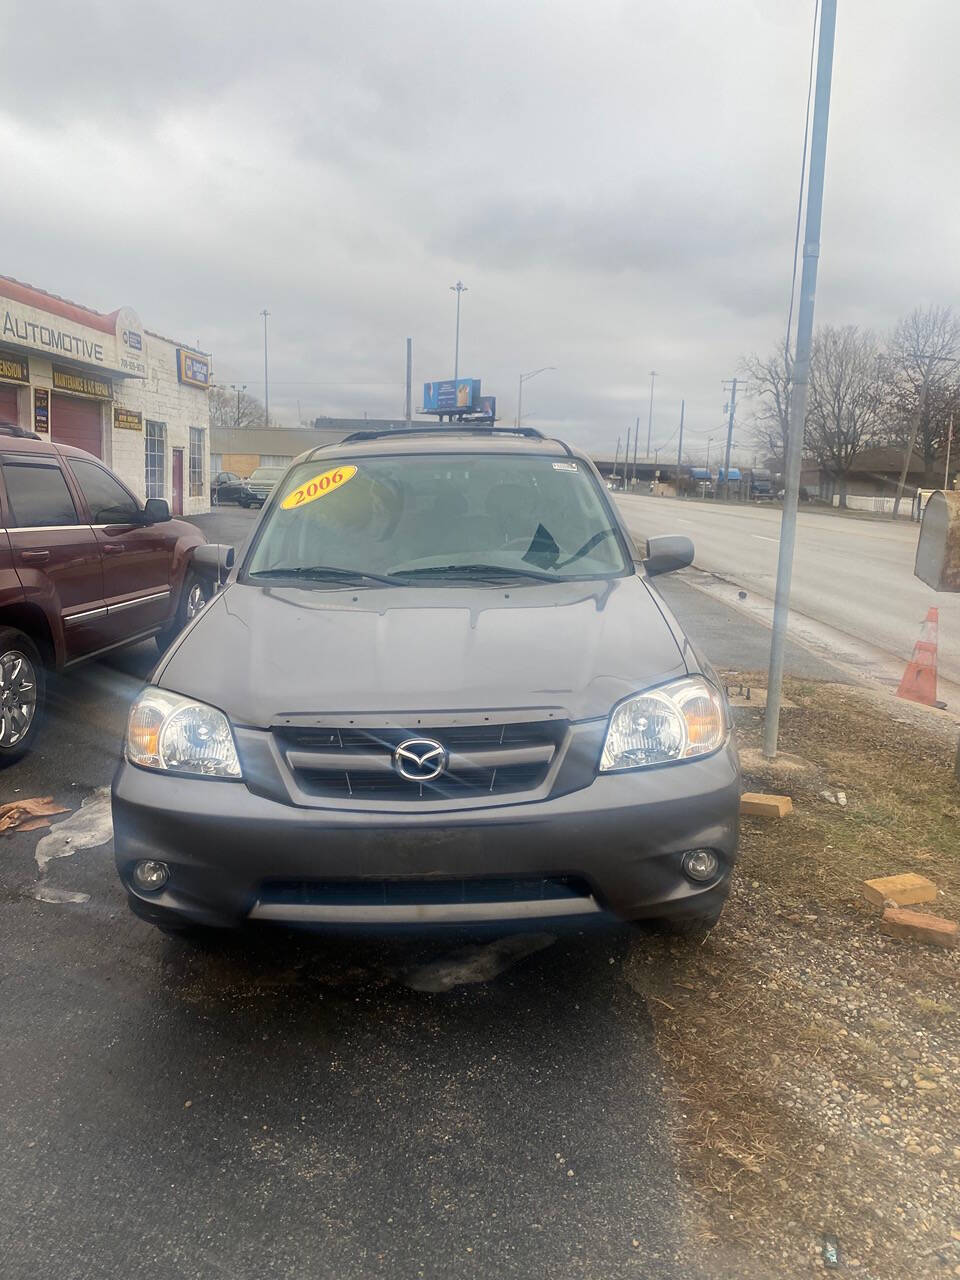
[0,423,42,440]
[338,425,550,445]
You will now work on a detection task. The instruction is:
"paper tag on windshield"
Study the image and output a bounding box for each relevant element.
[281,465,357,510]
[552,461,578,472]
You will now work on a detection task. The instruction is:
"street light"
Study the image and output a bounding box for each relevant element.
[645,370,658,457]
[516,367,556,428]
[450,281,467,381]
[260,309,270,427]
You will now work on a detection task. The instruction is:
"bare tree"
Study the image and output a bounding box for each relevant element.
[739,345,791,469]
[805,325,883,508]
[209,386,265,431]
[884,305,960,513]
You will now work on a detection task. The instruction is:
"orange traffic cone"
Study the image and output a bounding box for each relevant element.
[897,607,939,706]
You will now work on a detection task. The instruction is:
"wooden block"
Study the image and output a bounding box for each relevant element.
[862,873,937,909]
[740,792,793,818]
[880,908,958,949]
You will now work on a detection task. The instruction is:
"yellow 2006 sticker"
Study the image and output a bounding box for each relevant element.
[281,465,357,510]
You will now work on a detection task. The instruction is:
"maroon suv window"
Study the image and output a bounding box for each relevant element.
[1,458,79,528]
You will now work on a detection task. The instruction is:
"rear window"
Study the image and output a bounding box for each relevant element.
[245,451,629,582]
[1,458,79,528]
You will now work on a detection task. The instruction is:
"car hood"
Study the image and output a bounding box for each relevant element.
[158,576,689,726]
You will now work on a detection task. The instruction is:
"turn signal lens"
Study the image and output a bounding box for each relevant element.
[126,687,242,779]
[600,677,727,771]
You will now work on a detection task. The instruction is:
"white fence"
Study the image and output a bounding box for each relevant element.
[832,492,921,517]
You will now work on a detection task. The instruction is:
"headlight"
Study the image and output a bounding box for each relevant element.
[600,677,727,771]
[126,687,242,779]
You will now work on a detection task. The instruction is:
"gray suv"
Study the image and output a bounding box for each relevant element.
[112,428,739,937]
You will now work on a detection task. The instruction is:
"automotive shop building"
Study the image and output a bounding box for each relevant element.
[0,275,211,516]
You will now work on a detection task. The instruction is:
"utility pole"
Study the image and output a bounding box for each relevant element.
[405,338,413,427]
[946,414,954,490]
[676,399,685,490]
[764,0,837,759]
[624,425,632,488]
[450,281,467,381]
[646,371,658,457]
[260,309,270,427]
[631,415,640,487]
[611,435,622,485]
[721,378,739,501]
[230,383,246,429]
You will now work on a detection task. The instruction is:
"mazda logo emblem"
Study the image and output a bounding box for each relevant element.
[394,737,448,783]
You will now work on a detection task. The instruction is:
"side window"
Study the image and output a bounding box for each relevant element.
[0,458,79,528]
[68,458,140,524]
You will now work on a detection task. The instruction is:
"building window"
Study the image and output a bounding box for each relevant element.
[189,427,204,497]
[259,454,294,468]
[145,420,166,499]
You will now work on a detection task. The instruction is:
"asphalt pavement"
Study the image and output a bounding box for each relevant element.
[616,492,956,682]
[0,505,842,1280]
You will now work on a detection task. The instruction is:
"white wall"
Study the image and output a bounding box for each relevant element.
[110,334,210,514]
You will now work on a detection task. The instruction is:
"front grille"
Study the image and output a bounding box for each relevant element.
[258,876,592,907]
[273,720,566,801]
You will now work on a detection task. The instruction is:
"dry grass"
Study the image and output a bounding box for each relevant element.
[627,678,960,1279]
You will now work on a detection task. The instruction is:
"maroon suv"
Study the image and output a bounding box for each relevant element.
[0,425,210,762]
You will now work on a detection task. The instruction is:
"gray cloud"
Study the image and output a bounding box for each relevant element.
[2,0,959,462]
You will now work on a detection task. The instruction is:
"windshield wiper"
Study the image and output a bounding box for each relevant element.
[251,566,398,586]
[389,563,559,582]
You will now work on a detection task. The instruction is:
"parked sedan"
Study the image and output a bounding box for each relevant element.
[113,426,740,941]
[0,428,215,762]
[210,471,247,506]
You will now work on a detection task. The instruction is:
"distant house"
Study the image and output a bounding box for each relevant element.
[800,447,932,514]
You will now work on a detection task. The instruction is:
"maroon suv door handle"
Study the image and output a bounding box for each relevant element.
[20,549,50,563]
[102,543,126,554]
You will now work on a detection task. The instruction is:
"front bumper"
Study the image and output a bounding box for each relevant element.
[112,740,740,929]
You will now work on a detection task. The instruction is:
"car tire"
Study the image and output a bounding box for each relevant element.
[0,627,45,765]
[155,569,213,653]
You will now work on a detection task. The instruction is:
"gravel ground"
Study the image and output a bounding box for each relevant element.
[628,678,960,1280]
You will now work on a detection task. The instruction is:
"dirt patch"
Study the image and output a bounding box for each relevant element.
[629,677,960,1279]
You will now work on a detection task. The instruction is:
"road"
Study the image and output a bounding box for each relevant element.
[616,494,960,686]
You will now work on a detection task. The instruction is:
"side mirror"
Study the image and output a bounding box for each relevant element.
[192,542,236,588]
[643,534,694,577]
[143,498,170,523]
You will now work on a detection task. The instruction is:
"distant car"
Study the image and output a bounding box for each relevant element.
[0,427,213,762]
[113,426,740,941]
[210,472,248,506]
[243,466,285,508]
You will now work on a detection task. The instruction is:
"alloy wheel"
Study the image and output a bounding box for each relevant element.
[0,648,38,746]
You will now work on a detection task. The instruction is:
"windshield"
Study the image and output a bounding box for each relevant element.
[249,468,284,483]
[245,452,629,582]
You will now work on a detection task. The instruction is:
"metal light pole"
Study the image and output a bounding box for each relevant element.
[611,435,622,485]
[450,281,467,381]
[646,371,658,457]
[516,366,556,427]
[764,0,837,758]
[230,383,247,429]
[260,309,270,427]
[405,338,413,427]
[631,415,640,487]
[676,399,685,486]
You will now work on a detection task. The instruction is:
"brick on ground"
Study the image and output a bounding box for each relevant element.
[740,792,793,818]
[862,873,938,910]
[880,907,958,949]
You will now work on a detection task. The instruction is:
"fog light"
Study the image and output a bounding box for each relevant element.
[681,849,720,883]
[133,860,169,892]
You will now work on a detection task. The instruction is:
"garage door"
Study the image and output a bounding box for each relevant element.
[0,382,18,423]
[51,393,102,458]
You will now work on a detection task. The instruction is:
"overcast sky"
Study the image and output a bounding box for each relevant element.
[3,0,959,462]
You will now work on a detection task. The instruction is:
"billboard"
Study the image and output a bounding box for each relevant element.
[423,378,480,412]
[476,395,496,419]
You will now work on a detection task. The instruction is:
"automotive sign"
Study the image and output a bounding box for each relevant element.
[423,379,480,412]
[177,348,211,388]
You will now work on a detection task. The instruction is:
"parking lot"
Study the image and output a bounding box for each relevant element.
[2,507,696,1280]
